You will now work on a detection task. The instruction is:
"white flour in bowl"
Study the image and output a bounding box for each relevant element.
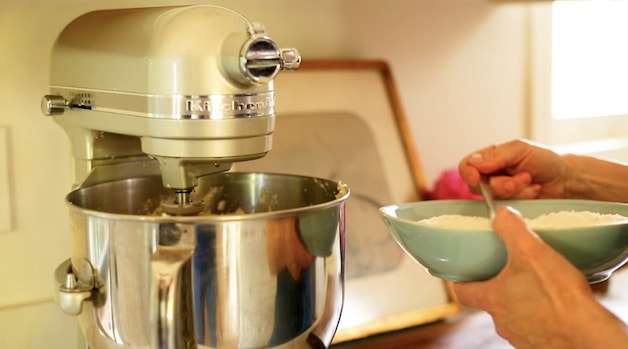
[526,211,628,230]
[416,210,628,230]
[417,214,492,230]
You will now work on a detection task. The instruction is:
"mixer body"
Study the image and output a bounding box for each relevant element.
[43,5,349,349]
[42,5,300,203]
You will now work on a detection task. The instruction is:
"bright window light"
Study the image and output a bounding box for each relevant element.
[551,0,628,119]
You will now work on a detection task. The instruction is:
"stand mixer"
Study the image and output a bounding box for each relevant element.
[42,5,349,349]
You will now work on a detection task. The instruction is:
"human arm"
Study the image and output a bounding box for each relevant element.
[562,153,628,202]
[453,206,628,349]
[458,139,628,203]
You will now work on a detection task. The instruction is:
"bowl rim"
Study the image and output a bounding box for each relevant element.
[66,172,351,221]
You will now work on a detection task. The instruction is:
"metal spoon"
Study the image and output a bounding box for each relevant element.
[479,177,496,220]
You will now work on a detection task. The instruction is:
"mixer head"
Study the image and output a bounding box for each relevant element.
[41,5,300,215]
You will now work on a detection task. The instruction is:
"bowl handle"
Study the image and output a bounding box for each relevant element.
[53,258,94,316]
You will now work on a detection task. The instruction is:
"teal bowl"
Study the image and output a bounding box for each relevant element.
[379,200,628,283]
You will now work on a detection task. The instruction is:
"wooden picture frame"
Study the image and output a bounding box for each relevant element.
[235,60,459,343]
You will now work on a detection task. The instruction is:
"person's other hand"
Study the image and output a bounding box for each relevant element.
[454,206,628,349]
[458,139,567,199]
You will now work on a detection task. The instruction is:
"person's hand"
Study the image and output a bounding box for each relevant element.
[458,139,568,199]
[454,206,628,349]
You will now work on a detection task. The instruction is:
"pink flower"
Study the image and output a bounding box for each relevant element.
[427,168,482,200]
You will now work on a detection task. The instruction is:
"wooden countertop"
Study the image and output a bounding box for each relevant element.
[333,309,511,349]
[333,269,628,349]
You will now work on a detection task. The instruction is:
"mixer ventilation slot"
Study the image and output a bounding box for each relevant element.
[71,92,93,110]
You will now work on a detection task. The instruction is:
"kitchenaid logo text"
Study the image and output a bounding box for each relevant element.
[183,93,275,117]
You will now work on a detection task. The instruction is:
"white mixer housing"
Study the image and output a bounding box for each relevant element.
[42,6,301,196]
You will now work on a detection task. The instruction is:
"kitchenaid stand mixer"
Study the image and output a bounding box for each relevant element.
[42,6,348,349]
[42,5,300,215]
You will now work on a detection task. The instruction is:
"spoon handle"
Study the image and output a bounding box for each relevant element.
[479,177,496,220]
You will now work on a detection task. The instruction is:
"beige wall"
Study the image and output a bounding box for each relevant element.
[0,0,532,308]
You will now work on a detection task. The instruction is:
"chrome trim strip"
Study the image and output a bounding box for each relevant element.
[49,86,276,120]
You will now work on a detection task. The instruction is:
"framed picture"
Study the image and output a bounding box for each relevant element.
[234,60,459,343]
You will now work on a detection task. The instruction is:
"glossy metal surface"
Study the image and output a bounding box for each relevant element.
[63,172,349,349]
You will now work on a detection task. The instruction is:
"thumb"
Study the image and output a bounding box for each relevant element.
[492,206,542,254]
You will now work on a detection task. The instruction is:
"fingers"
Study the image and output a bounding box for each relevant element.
[453,281,491,309]
[458,149,494,186]
[459,142,542,199]
[491,206,536,246]
[453,206,539,310]
[458,143,514,186]
[485,172,540,199]
[493,206,590,283]
[459,140,530,178]
[491,206,554,267]
[460,167,541,199]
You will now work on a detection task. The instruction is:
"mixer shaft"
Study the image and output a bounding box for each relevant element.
[162,189,205,216]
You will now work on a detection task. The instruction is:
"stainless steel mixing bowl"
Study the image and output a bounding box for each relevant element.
[55,172,349,349]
